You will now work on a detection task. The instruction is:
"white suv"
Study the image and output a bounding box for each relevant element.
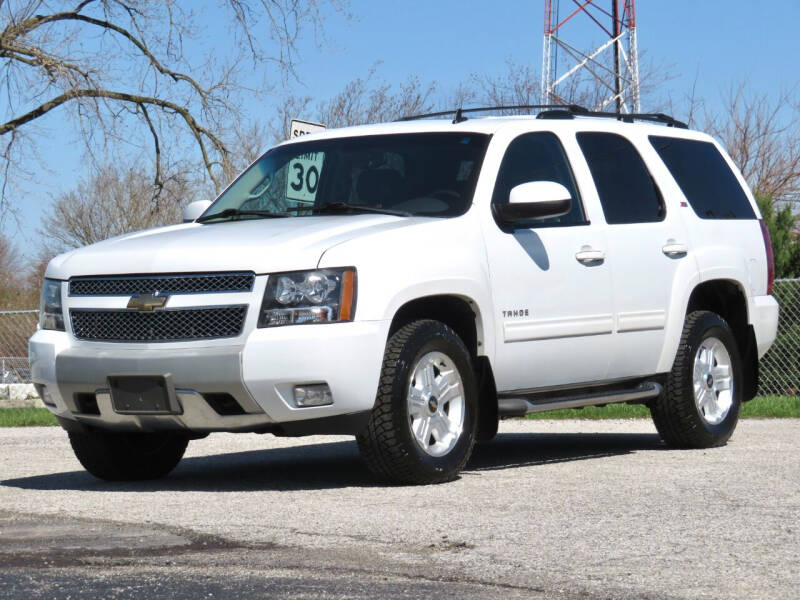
[30,107,779,484]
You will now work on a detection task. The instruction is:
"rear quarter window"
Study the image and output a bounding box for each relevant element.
[649,136,756,219]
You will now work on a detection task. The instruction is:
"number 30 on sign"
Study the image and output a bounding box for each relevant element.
[286,152,324,204]
[286,119,326,204]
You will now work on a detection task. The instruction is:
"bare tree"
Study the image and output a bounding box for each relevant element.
[0,234,37,308]
[465,56,673,116]
[0,234,20,291]
[469,60,540,114]
[704,85,800,201]
[40,162,191,252]
[0,0,345,218]
[24,247,50,301]
[269,70,436,144]
[319,72,435,127]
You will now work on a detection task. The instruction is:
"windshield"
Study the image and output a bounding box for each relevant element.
[204,133,491,219]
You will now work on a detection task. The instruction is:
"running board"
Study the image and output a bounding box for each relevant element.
[497,382,663,418]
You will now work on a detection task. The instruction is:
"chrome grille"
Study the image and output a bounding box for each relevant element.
[70,307,248,342]
[69,273,255,296]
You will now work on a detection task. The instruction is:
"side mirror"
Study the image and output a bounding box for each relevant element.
[183,200,213,223]
[493,181,572,228]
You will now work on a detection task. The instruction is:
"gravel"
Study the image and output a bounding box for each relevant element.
[1,419,798,599]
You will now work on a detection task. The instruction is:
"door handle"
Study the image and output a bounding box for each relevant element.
[662,241,688,257]
[575,248,606,264]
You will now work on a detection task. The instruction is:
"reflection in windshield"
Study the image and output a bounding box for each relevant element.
[205,133,491,219]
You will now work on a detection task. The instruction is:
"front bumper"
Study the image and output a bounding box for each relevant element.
[29,320,389,434]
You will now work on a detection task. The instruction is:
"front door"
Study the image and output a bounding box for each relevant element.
[484,132,614,392]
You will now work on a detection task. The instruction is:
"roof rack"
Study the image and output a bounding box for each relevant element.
[398,105,586,124]
[398,104,688,129]
[537,107,688,129]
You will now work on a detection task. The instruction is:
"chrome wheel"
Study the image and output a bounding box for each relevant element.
[693,337,734,425]
[407,351,465,457]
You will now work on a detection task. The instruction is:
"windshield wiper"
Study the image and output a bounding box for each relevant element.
[286,202,411,217]
[196,208,290,223]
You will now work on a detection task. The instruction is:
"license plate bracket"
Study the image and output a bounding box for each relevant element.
[108,374,182,415]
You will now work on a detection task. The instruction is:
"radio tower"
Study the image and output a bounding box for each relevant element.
[541,1,641,113]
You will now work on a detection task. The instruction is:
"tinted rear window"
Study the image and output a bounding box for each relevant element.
[649,136,755,219]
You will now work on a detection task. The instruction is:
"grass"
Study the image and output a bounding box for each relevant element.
[0,396,797,427]
[741,395,800,418]
[524,402,652,420]
[0,407,59,427]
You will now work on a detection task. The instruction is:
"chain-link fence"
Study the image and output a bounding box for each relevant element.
[0,310,38,384]
[758,278,799,396]
[1,283,798,392]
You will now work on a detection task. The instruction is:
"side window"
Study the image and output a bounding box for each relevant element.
[492,132,586,227]
[649,136,756,219]
[576,132,665,224]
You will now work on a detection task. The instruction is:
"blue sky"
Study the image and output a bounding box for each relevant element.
[284,0,799,110]
[4,0,800,258]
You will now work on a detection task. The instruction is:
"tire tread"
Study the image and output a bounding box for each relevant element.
[650,310,741,449]
[357,319,475,484]
[69,431,188,481]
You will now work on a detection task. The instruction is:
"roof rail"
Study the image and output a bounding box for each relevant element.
[398,104,688,129]
[397,105,587,125]
[537,107,688,129]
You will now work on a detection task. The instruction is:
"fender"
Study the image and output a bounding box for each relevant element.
[318,212,497,363]
[657,264,752,374]
[694,243,754,324]
[656,260,703,374]
[381,280,495,364]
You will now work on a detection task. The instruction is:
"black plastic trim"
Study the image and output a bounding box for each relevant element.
[273,411,371,436]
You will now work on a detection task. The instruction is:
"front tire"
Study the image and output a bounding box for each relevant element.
[357,320,478,484]
[69,430,189,481]
[650,311,742,448]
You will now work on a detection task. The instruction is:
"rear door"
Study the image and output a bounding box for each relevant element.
[575,131,691,379]
[648,134,765,293]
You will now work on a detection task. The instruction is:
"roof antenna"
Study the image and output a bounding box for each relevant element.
[452,107,468,124]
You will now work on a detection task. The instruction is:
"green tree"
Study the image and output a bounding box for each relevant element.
[756,193,800,279]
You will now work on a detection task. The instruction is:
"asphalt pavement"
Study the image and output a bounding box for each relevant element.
[1,419,798,599]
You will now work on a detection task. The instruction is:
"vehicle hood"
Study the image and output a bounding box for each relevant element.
[46,215,428,278]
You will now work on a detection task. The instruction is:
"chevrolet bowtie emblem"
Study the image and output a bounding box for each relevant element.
[127,292,168,311]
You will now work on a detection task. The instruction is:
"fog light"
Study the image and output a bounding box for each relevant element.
[293,384,333,407]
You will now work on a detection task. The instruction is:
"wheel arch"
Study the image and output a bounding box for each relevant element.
[388,294,499,441]
[389,295,482,355]
[684,279,759,401]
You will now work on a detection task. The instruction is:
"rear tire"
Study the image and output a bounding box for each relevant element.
[357,320,478,484]
[650,311,742,448]
[69,430,188,481]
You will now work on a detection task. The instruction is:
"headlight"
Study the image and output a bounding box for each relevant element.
[39,278,65,331]
[258,268,356,327]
